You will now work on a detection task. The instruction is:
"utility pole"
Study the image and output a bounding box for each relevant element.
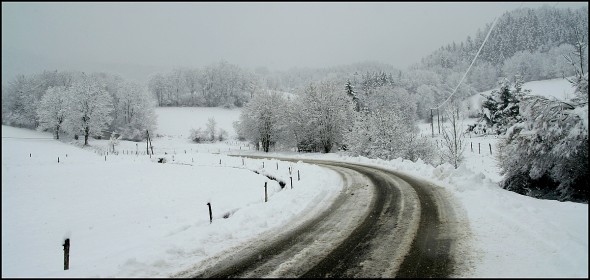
[430,108,434,137]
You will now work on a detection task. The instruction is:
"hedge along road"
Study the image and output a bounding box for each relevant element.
[176,157,467,278]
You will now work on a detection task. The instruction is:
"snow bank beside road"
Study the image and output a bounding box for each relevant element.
[256,151,588,278]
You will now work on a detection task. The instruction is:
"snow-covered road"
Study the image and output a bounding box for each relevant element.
[179,157,467,277]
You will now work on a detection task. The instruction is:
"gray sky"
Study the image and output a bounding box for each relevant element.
[2,2,587,82]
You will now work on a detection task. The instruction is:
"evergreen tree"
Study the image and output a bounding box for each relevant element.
[345,80,360,112]
[480,76,529,134]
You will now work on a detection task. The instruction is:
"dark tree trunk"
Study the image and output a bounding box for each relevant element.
[84,126,89,146]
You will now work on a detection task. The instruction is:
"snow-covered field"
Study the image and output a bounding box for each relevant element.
[154,107,242,139]
[2,78,587,278]
[1,125,342,277]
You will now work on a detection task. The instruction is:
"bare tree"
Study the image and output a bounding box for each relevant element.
[563,27,587,84]
[439,102,466,168]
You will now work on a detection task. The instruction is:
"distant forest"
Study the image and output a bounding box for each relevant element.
[3,5,588,128]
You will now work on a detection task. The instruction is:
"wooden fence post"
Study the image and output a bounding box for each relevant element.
[207,203,212,224]
[63,238,70,270]
[146,130,150,155]
[489,143,492,155]
[290,176,293,189]
[264,182,268,202]
[471,142,473,152]
[437,108,441,134]
[479,143,481,154]
[298,170,300,181]
[276,162,278,170]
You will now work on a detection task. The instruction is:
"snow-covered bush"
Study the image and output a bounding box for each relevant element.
[189,127,207,143]
[217,128,228,142]
[498,75,588,202]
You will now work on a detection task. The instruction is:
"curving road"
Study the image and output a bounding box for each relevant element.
[177,158,463,278]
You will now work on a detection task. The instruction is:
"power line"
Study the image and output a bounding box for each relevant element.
[432,2,526,111]
[432,15,499,110]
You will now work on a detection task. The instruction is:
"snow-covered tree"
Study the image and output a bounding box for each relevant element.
[563,27,588,85]
[480,76,529,134]
[365,85,418,124]
[344,106,435,163]
[296,81,353,153]
[345,79,360,112]
[502,50,543,81]
[206,117,217,141]
[281,93,311,151]
[358,109,407,160]
[540,44,577,79]
[64,77,114,146]
[36,86,68,139]
[344,109,372,156]
[236,89,286,152]
[148,73,167,107]
[109,132,120,153]
[112,81,157,141]
[467,61,498,92]
[498,84,588,202]
[415,84,440,120]
[2,74,42,128]
[439,103,467,168]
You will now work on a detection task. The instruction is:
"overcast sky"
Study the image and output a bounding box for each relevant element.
[2,2,587,82]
